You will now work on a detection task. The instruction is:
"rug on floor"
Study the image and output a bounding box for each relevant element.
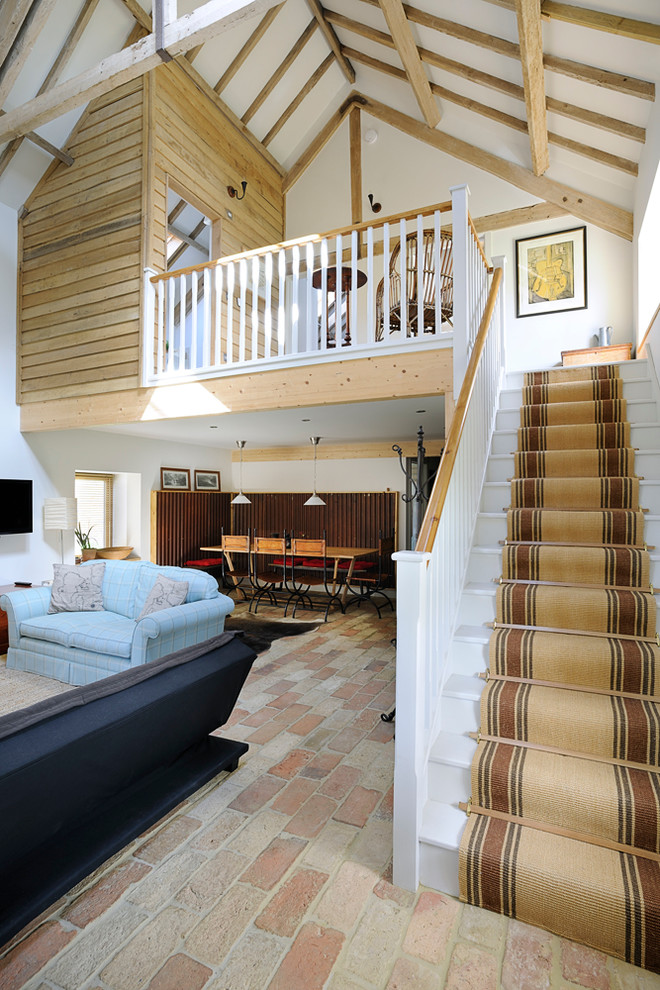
[224,614,321,654]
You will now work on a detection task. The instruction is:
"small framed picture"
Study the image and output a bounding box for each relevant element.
[160,467,190,491]
[515,226,587,319]
[194,470,221,491]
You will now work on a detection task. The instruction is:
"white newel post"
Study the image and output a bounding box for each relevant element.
[392,549,432,892]
[142,268,157,386]
[449,184,470,398]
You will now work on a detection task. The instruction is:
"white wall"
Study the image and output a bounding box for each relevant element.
[0,203,231,586]
[635,96,660,339]
[490,218,633,372]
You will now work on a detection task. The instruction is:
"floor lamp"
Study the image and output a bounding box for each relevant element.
[44,498,78,564]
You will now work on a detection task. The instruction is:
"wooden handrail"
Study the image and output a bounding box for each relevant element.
[637,298,660,358]
[416,266,504,553]
[150,199,452,284]
[468,214,490,272]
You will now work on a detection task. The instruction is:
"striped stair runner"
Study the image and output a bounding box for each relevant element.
[458,363,660,973]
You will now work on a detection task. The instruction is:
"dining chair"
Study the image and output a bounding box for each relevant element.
[286,536,343,621]
[220,532,252,601]
[249,535,287,612]
[375,228,453,341]
[344,531,395,618]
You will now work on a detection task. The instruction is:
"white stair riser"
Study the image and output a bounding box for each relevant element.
[450,637,489,673]
[441,695,481,734]
[428,761,472,805]
[482,482,660,515]
[458,591,495,627]
[487,450,660,483]
[499,379,654,410]
[496,400,658,432]
[490,424,660,455]
[467,552,660,589]
[504,361,648,390]
[419,843,460,898]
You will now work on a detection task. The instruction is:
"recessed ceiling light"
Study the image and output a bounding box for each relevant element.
[302,418,310,422]
[416,409,426,414]
[209,425,218,429]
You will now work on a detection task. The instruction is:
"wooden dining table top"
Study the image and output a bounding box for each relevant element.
[200,544,377,559]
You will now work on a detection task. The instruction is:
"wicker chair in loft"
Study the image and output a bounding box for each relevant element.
[375,228,453,341]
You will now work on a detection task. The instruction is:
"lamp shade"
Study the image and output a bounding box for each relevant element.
[43,497,78,531]
[231,492,251,505]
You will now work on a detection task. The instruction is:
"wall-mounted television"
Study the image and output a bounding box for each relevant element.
[0,479,33,535]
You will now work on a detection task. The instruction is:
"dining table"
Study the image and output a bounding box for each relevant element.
[199,543,377,605]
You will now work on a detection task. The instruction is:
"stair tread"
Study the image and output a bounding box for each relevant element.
[420,799,466,849]
[454,624,490,643]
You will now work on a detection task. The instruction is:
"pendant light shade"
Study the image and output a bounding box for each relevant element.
[231,440,251,505]
[304,437,326,506]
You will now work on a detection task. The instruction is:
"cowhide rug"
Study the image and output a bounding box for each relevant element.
[223,614,321,654]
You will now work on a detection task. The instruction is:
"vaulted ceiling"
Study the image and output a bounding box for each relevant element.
[0,0,658,234]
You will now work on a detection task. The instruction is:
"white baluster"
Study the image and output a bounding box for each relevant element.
[278,249,285,356]
[202,268,211,368]
[264,251,273,357]
[226,262,234,365]
[433,210,441,334]
[450,183,470,396]
[178,274,186,371]
[350,229,358,348]
[191,270,198,369]
[366,226,374,344]
[292,244,300,353]
[335,234,342,351]
[383,222,390,339]
[305,240,314,352]
[416,212,423,338]
[319,239,328,351]
[166,276,175,373]
[214,265,223,367]
[399,218,407,340]
[251,255,259,361]
[156,277,164,376]
[239,258,247,362]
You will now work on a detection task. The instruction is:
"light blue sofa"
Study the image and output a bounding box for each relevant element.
[0,560,235,685]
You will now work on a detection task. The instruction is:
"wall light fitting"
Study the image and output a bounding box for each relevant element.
[227,180,247,200]
[368,193,382,214]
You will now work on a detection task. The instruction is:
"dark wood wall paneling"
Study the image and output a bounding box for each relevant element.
[154,491,397,568]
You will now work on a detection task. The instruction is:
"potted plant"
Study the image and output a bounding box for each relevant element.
[75,524,96,560]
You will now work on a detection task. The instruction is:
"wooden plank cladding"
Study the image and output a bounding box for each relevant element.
[17,59,285,410]
[152,490,233,566]
[151,490,397,573]
[19,79,144,404]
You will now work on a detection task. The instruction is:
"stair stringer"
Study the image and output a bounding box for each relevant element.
[418,357,660,899]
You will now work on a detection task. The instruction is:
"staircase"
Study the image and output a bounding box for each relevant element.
[419,357,660,969]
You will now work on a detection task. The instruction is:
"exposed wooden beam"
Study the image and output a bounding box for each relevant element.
[0,0,41,67]
[262,53,334,147]
[283,95,361,193]
[214,2,284,93]
[343,47,638,176]
[305,0,355,84]
[168,199,187,225]
[349,106,362,227]
[482,0,660,44]
[0,0,284,143]
[168,218,207,268]
[356,0,654,100]
[0,0,58,108]
[377,0,440,127]
[356,93,633,239]
[542,1,660,44]
[326,8,645,143]
[242,18,317,125]
[240,439,445,460]
[119,0,152,31]
[515,0,549,176]
[474,202,570,233]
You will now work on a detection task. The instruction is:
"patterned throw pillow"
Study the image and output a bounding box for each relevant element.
[48,562,106,613]
[137,574,189,621]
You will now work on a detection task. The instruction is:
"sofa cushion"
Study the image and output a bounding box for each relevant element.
[20,611,136,659]
[133,564,217,619]
[98,561,142,619]
[48,562,105,614]
[137,575,189,621]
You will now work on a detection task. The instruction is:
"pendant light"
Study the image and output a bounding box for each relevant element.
[231,440,251,505]
[304,437,326,506]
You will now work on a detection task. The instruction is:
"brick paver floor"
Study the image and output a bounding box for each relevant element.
[2,604,659,989]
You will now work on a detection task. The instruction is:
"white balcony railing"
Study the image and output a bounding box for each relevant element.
[141,201,457,386]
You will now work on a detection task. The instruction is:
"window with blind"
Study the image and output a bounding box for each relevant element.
[75,473,113,548]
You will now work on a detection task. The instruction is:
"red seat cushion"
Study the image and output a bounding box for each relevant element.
[337,560,375,571]
[272,557,304,566]
[184,557,223,567]
[302,559,325,568]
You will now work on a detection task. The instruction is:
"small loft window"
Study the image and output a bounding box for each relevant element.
[75,472,113,548]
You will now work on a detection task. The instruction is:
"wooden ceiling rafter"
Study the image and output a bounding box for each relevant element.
[262,52,335,147]
[0,0,285,144]
[342,46,637,176]
[241,18,318,126]
[305,0,355,83]
[356,0,654,100]
[214,2,285,94]
[377,0,441,127]
[168,217,207,269]
[325,8,645,144]
[483,0,660,45]
[514,0,549,176]
[0,0,58,108]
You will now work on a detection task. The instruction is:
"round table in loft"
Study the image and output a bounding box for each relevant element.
[311,266,367,347]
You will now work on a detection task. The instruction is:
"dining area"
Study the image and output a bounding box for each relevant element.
[152,488,397,621]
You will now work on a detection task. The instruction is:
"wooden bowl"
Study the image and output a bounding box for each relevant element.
[95,546,134,560]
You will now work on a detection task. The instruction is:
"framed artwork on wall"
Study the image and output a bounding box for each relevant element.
[160,467,190,491]
[515,226,587,318]
[194,470,220,491]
